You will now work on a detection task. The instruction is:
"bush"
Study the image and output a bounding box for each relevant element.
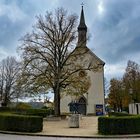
[15,102,32,110]
[41,106,48,109]
[15,108,54,117]
[25,108,48,117]
[0,107,18,113]
[0,106,54,117]
[0,107,11,112]
[98,116,140,135]
[0,114,43,132]
[108,112,133,117]
[46,108,55,116]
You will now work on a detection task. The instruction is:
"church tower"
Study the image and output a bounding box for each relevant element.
[60,6,105,116]
[77,6,87,47]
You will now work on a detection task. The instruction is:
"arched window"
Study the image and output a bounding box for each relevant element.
[78,96,86,104]
[78,96,86,115]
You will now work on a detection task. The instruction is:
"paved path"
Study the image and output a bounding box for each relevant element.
[39,116,98,136]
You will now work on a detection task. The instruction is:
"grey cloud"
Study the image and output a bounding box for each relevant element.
[0,0,140,80]
[90,0,140,65]
[0,0,52,59]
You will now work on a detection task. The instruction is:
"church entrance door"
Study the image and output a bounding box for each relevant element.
[78,97,86,115]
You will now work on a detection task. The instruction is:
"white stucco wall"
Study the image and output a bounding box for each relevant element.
[60,69,105,115]
[86,70,105,114]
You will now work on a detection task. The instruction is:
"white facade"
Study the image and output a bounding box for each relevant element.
[60,50,105,115]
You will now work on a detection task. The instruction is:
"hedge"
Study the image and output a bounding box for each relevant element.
[0,107,12,112]
[0,107,54,117]
[16,108,54,117]
[98,116,140,135]
[0,114,43,132]
[108,112,133,117]
[15,102,32,110]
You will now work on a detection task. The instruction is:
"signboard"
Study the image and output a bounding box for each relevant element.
[95,104,104,116]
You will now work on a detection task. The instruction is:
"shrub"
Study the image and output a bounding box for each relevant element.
[0,114,43,132]
[41,106,48,109]
[25,108,48,117]
[98,116,140,135]
[46,108,55,116]
[0,107,18,113]
[15,108,54,117]
[16,102,32,110]
[0,107,11,112]
[108,112,133,117]
[0,105,55,117]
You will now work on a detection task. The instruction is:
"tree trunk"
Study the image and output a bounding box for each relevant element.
[54,85,61,116]
[1,102,7,107]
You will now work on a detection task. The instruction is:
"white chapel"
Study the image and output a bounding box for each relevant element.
[60,6,105,115]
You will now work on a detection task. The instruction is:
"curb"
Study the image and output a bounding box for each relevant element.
[1,131,140,139]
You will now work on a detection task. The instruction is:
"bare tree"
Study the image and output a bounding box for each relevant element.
[0,57,21,106]
[19,8,93,116]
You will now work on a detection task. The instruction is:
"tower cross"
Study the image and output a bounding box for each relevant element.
[81,2,84,8]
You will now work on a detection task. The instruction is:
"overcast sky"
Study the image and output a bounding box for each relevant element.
[0,0,140,82]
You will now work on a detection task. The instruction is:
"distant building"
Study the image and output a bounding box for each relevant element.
[60,6,105,115]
